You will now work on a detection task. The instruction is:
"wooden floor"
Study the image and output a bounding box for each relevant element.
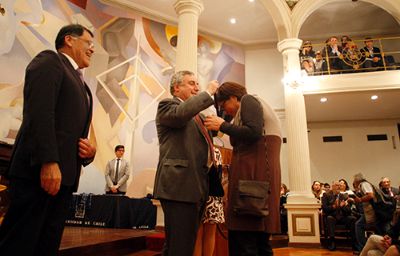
[128,248,354,256]
[60,227,157,250]
[273,248,353,256]
[60,227,159,256]
[60,227,354,256]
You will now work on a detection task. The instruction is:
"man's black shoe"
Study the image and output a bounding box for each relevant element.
[327,238,336,251]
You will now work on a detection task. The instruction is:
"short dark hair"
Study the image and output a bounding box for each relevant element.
[215,81,247,103]
[55,24,93,50]
[114,145,125,152]
[169,70,194,95]
[364,37,373,44]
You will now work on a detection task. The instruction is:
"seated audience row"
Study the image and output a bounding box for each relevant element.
[312,175,399,255]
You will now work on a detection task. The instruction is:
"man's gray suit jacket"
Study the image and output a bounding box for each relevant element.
[105,158,130,192]
[154,92,214,203]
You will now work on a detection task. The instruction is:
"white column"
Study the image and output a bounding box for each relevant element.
[173,0,204,74]
[277,38,316,202]
[277,38,320,245]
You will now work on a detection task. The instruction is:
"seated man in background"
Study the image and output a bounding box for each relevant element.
[314,51,328,75]
[105,145,130,195]
[322,181,357,251]
[375,177,398,236]
[380,177,399,198]
[322,36,343,73]
[360,38,383,70]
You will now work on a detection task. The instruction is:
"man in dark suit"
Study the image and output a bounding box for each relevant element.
[105,145,130,195]
[322,36,343,73]
[0,24,96,256]
[380,177,399,197]
[321,181,357,251]
[153,70,219,256]
[360,37,383,70]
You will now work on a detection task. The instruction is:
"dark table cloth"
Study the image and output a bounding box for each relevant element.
[66,194,156,229]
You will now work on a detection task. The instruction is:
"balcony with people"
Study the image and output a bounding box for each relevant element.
[299,36,400,76]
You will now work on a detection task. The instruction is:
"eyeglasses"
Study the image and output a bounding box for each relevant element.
[71,36,94,49]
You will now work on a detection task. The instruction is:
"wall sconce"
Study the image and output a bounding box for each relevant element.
[282,70,308,89]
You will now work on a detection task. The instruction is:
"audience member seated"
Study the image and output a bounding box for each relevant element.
[301,59,314,75]
[380,177,400,225]
[280,183,290,234]
[299,41,316,75]
[339,178,355,196]
[322,36,343,73]
[360,37,383,71]
[380,177,399,198]
[324,182,331,193]
[314,51,328,75]
[300,40,316,59]
[374,178,397,236]
[360,214,400,256]
[312,180,325,201]
[341,35,352,49]
[322,181,357,252]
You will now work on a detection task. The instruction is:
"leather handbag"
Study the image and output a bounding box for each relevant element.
[233,179,270,217]
[232,136,270,217]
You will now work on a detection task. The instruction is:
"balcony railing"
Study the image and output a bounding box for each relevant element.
[299,36,400,76]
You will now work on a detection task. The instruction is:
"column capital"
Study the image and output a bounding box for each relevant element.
[277,38,303,53]
[174,0,204,16]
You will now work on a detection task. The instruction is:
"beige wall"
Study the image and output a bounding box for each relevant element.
[245,48,285,110]
[308,119,400,188]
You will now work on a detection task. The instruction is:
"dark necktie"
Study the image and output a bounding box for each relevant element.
[76,68,90,108]
[194,115,215,166]
[114,159,120,184]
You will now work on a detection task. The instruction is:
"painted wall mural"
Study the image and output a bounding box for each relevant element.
[0,0,245,194]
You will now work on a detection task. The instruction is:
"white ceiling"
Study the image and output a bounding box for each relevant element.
[300,1,400,41]
[101,0,400,122]
[305,89,400,122]
[103,0,400,45]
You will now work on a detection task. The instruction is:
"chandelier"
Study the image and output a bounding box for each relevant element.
[285,0,299,10]
[0,4,5,16]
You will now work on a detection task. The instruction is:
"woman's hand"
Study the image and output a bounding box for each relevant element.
[204,115,225,131]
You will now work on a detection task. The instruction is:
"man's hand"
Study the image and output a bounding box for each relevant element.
[205,115,225,131]
[382,235,392,249]
[206,80,219,95]
[111,186,118,193]
[78,138,96,159]
[41,162,62,196]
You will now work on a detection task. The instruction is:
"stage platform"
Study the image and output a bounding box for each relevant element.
[59,226,291,256]
[59,227,161,256]
[59,226,354,255]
